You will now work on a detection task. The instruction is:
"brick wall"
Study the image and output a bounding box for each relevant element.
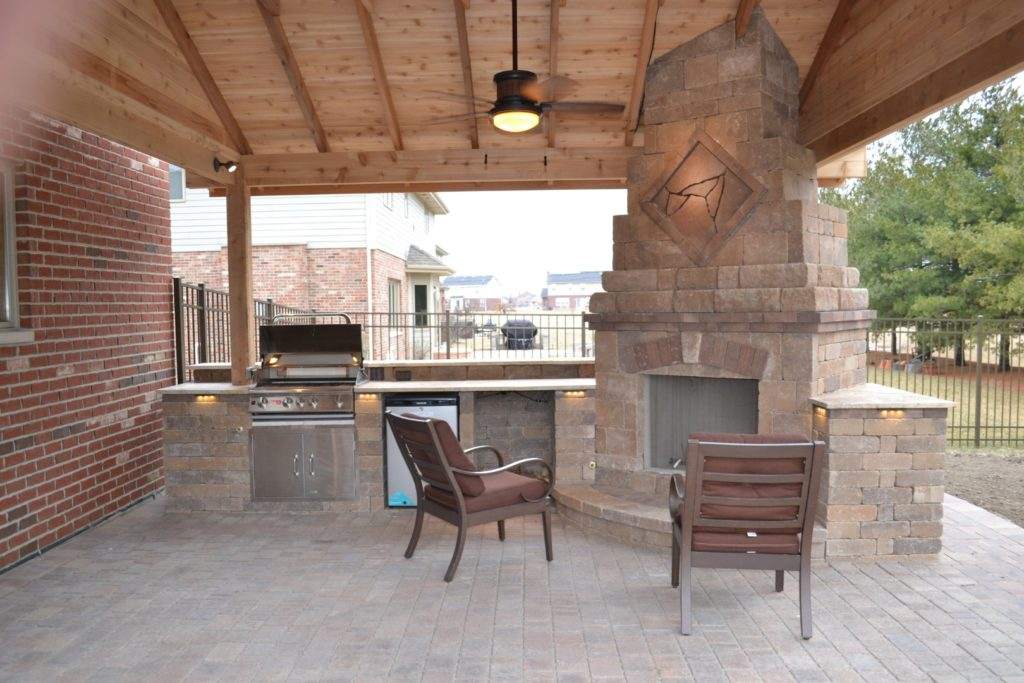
[0,107,174,570]
[173,245,372,311]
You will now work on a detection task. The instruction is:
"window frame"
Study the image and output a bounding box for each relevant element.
[383,193,394,210]
[0,160,18,329]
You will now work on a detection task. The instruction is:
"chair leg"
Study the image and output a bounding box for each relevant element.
[404,504,425,559]
[671,526,680,588]
[541,510,553,562]
[497,520,506,541]
[775,569,784,592]
[679,553,692,636]
[799,554,812,639]
[444,520,468,583]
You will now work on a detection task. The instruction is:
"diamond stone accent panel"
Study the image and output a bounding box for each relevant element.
[641,131,766,265]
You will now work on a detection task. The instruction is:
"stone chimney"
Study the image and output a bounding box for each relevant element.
[586,9,874,472]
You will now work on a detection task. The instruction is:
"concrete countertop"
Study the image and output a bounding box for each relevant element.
[363,357,594,368]
[810,383,954,410]
[160,382,252,396]
[355,378,596,393]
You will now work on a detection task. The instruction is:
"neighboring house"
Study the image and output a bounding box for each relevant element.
[442,275,506,312]
[510,291,543,310]
[542,271,604,311]
[170,174,452,322]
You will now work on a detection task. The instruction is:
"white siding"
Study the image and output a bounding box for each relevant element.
[171,188,368,252]
[369,193,436,260]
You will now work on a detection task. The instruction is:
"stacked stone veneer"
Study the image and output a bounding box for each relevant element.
[811,387,951,556]
[586,10,874,474]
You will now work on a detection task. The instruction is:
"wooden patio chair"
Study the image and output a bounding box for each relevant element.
[669,433,825,639]
[386,412,555,582]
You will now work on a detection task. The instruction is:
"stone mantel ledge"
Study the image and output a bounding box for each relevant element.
[160,382,252,396]
[810,383,954,410]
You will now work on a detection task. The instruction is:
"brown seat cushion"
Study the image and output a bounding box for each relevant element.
[425,471,548,512]
[397,413,486,497]
[692,530,800,554]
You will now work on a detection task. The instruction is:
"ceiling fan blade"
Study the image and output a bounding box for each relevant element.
[543,101,625,115]
[522,75,579,102]
[397,86,493,107]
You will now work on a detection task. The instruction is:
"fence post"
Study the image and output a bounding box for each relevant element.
[445,310,451,359]
[580,314,587,357]
[172,277,186,383]
[974,316,983,448]
[196,283,208,364]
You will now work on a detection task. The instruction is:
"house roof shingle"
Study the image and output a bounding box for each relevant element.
[442,275,494,287]
[546,271,603,285]
[406,245,453,274]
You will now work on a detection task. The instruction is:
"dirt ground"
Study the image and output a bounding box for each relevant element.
[946,449,1024,528]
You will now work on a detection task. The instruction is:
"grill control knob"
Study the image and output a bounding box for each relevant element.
[336,399,345,409]
[297,399,306,409]
[257,396,269,407]
[309,399,319,409]
[282,397,293,408]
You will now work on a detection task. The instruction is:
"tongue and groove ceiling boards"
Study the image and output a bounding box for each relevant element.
[6,0,1022,187]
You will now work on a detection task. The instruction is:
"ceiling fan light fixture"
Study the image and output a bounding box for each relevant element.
[490,70,542,133]
[491,106,541,133]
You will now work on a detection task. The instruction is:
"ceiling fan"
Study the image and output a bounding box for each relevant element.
[428,0,625,133]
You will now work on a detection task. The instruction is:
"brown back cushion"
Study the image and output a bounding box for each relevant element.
[690,433,810,532]
[395,413,485,497]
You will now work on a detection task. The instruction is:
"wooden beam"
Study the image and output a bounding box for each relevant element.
[546,0,562,148]
[226,174,254,386]
[354,0,403,151]
[255,0,331,153]
[799,0,855,110]
[209,179,622,196]
[255,0,280,15]
[734,0,759,39]
[38,33,233,150]
[452,0,479,149]
[802,15,1024,164]
[8,50,235,183]
[623,0,660,137]
[240,147,635,191]
[153,0,252,155]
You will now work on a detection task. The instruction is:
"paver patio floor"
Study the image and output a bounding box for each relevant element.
[1,494,1023,682]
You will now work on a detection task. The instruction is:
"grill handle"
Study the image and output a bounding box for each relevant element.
[293,454,300,478]
[270,312,352,324]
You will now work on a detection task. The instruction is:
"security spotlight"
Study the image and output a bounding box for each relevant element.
[213,157,238,173]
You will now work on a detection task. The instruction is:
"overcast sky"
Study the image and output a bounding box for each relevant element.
[435,189,626,293]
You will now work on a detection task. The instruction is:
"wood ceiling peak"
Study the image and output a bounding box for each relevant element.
[799,0,855,110]
[355,0,404,152]
[546,0,563,148]
[734,0,759,39]
[255,0,331,153]
[152,0,251,155]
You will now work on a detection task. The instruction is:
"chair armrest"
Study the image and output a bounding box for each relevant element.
[668,472,685,522]
[464,444,506,467]
[451,457,555,501]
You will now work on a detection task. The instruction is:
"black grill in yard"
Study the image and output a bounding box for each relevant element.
[501,319,538,350]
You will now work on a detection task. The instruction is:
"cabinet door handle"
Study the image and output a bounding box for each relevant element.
[308,453,316,477]
[293,454,300,478]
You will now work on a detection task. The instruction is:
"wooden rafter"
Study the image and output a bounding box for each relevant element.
[240,147,635,191]
[255,0,331,152]
[623,0,660,139]
[153,0,252,155]
[452,0,479,149]
[735,0,759,38]
[546,0,562,148]
[354,0,404,151]
[799,0,855,110]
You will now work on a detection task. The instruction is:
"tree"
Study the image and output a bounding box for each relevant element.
[822,81,1024,323]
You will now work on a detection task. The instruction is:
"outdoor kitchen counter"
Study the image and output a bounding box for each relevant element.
[160,382,252,396]
[354,378,595,393]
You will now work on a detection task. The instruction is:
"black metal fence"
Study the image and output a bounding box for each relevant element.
[172,279,594,382]
[868,318,1024,447]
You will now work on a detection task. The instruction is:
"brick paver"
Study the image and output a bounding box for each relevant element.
[0,494,1022,681]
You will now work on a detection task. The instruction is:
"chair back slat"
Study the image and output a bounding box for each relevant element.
[680,434,825,551]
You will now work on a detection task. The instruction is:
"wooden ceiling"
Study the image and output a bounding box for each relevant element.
[3,0,1022,188]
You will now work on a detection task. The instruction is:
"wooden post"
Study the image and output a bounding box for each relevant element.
[226,174,254,385]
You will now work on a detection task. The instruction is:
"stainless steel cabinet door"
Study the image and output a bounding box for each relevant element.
[251,427,305,500]
[303,425,356,501]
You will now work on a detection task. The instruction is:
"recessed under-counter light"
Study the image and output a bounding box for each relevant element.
[562,390,587,398]
[813,406,827,417]
[359,393,380,400]
[195,394,216,403]
[880,409,905,419]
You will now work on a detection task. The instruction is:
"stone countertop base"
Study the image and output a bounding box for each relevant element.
[811,382,955,410]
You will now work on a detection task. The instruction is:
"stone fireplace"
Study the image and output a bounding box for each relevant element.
[586,11,874,475]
